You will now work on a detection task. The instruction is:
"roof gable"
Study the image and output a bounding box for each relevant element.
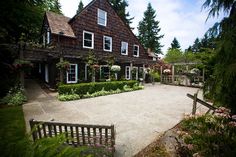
[45,12,76,38]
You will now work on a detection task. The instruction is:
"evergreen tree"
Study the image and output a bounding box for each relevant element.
[203,0,236,113]
[192,38,201,53]
[138,3,163,54]
[109,0,134,28]
[76,0,84,14]
[50,0,62,14]
[170,37,181,50]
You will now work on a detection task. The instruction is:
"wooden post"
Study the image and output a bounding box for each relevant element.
[160,66,163,83]
[29,119,37,141]
[172,65,175,84]
[59,57,64,83]
[192,93,197,115]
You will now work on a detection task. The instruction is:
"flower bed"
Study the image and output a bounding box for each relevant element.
[58,80,143,101]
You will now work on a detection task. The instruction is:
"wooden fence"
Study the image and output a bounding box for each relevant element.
[29,119,115,152]
[187,93,217,115]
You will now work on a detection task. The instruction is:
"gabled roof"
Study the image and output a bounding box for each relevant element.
[45,12,76,38]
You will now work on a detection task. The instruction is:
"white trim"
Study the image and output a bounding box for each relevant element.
[133,45,139,57]
[83,31,94,49]
[45,64,49,83]
[97,8,107,26]
[46,31,50,44]
[103,36,112,52]
[125,66,131,80]
[121,41,128,55]
[67,64,78,84]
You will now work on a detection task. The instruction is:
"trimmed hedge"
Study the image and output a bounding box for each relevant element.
[58,80,138,96]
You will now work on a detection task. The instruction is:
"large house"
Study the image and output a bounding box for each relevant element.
[38,0,158,88]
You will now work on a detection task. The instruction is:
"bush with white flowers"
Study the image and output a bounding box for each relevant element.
[110,65,121,72]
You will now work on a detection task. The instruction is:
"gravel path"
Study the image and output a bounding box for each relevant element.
[23,80,206,157]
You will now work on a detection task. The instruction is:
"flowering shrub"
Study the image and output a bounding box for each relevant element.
[110,65,121,72]
[163,69,171,74]
[180,108,236,157]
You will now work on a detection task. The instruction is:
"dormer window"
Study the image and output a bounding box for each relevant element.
[98,9,107,26]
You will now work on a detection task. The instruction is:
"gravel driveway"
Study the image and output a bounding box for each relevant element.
[23,80,205,156]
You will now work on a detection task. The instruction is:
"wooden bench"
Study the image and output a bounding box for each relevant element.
[29,119,115,154]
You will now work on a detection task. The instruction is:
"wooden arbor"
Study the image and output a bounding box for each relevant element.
[160,62,205,87]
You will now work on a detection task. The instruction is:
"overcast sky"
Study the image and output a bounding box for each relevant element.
[59,0,223,55]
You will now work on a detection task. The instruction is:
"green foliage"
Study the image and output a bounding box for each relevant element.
[58,93,80,101]
[164,48,183,63]
[0,106,28,157]
[202,0,236,113]
[1,85,27,106]
[0,0,62,43]
[56,60,70,70]
[58,80,138,95]
[138,3,164,54]
[58,81,143,101]
[109,0,134,28]
[150,72,160,82]
[180,112,236,157]
[170,37,181,50]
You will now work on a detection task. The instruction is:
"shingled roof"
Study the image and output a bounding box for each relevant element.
[46,12,76,38]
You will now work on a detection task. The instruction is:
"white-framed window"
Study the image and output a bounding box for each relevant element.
[133,45,139,57]
[67,64,78,84]
[121,41,128,55]
[103,36,112,52]
[132,67,138,80]
[125,66,131,80]
[97,8,107,26]
[100,65,110,79]
[83,31,94,49]
[45,64,49,83]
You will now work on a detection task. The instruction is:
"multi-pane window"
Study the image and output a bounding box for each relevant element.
[121,41,128,55]
[67,64,78,83]
[100,65,110,79]
[125,66,131,80]
[98,9,107,26]
[133,45,139,57]
[83,31,94,49]
[103,36,112,52]
[132,67,138,80]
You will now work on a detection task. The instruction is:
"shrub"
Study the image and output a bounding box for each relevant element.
[58,80,138,96]
[180,111,236,157]
[58,94,80,101]
[1,85,27,106]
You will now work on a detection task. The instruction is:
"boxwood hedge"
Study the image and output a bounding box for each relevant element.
[58,80,138,96]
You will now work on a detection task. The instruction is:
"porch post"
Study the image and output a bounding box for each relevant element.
[172,65,175,84]
[130,62,133,80]
[160,66,163,83]
[19,42,25,88]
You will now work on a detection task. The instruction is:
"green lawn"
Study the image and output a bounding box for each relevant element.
[0,106,30,157]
